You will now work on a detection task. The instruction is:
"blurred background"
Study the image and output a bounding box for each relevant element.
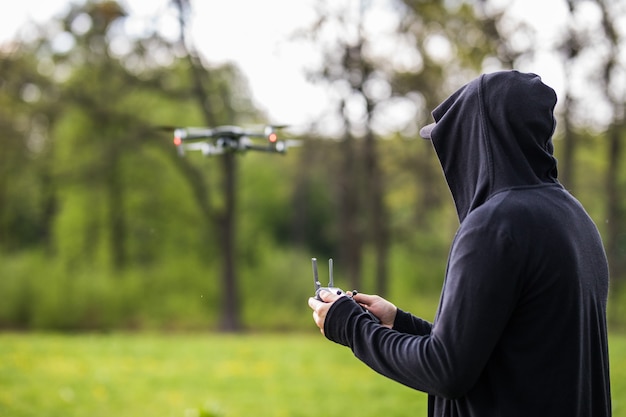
[0,0,625,334]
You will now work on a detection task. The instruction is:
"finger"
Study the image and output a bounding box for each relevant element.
[318,289,342,303]
[308,297,322,310]
[311,308,325,335]
[353,292,375,305]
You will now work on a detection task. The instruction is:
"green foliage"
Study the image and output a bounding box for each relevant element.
[0,251,220,331]
[1,0,625,333]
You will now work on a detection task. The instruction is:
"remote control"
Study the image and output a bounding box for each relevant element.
[311,257,380,323]
[312,257,344,300]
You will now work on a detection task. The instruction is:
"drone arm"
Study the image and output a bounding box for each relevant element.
[244,143,287,154]
[179,142,224,156]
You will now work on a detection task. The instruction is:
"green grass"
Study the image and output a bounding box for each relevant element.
[0,332,624,417]
[0,332,426,417]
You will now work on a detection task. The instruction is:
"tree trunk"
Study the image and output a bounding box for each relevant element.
[105,129,126,271]
[559,92,576,191]
[338,126,363,290]
[605,123,623,294]
[217,152,242,331]
[363,127,389,297]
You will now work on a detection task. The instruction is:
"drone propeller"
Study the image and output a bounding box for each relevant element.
[267,124,290,130]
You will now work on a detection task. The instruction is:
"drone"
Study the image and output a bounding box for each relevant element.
[166,125,301,157]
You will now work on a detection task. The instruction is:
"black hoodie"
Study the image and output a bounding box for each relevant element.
[323,71,611,416]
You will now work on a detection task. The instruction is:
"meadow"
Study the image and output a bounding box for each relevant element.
[1,332,624,417]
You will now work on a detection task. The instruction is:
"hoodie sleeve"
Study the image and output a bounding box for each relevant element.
[323,211,524,398]
[393,309,432,335]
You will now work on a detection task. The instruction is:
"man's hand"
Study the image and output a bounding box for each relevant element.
[308,290,342,335]
[351,293,397,329]
[308,290,398,334]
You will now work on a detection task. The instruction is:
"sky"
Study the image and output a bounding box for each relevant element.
[0,0,582,133]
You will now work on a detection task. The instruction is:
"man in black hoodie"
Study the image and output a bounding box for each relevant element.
[308,71,612,416]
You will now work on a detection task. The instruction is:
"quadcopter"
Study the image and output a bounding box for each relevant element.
[165,125,301,157]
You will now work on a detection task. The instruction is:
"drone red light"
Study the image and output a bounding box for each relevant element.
[174,136,182,146]
[268,132,278,143]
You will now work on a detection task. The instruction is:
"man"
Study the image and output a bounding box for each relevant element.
[308,70,611,416]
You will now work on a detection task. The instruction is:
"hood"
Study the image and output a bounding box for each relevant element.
[426,70,558,222]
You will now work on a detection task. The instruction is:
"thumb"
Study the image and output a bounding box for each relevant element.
[318,288,343,303]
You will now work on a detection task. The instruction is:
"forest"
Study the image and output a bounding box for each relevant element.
[0,0,625,333]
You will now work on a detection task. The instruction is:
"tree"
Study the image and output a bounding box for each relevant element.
[300,0,509,295]
[171,0,265,331]
[0,47,59,252]
[594,0,626,296]
[2,0,262,330]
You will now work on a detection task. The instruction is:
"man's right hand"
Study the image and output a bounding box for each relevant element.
[351,293,397,329]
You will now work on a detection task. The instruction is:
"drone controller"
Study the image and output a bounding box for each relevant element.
[311,258,379,323]
[312,257,344,300]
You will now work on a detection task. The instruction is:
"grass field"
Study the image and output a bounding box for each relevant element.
[0,332,624,417]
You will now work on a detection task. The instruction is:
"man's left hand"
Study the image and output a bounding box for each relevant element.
[308,290,342,335]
